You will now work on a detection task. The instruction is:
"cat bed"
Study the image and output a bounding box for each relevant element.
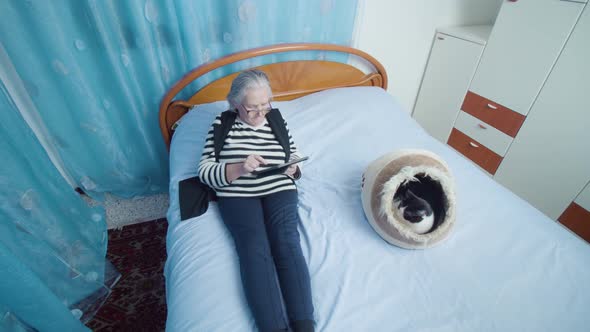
[361,149,456,249]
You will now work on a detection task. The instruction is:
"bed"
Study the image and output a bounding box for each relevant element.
[160,44,590,331]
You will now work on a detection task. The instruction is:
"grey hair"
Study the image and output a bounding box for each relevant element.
[227,69,272,108]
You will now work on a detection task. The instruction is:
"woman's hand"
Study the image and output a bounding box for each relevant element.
[284,164,298,178]
[242,154,266,174]
[225,154,266,183]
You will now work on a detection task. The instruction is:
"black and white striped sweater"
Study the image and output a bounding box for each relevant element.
[197,115,301,197]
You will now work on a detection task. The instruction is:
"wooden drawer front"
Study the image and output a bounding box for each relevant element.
[447,128,503,175]
[461,91,526,137]
[558,202,590,244]
[454,111,512,156]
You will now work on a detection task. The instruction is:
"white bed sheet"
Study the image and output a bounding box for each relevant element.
[165,87,590,331]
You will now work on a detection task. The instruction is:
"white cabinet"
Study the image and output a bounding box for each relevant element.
[494,5,590,220]
[412,26,490,143]
[469,0,584,115]
[575,182,590,212]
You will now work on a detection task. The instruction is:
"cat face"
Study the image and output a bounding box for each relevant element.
[403,207,428,223]
[395,189,433,222]
[394,185,435,234]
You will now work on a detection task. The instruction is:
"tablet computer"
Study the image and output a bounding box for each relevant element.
[251,156,309,176]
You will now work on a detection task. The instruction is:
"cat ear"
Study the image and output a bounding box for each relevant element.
[398,190,410,200]
[406,189,418,199]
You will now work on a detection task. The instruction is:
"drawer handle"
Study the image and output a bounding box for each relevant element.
[478,123,488,129]
[486,103,498,110]
[469,142,479,148]
[437,36,445,40]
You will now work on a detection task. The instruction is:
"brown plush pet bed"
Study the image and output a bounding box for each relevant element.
[361,149,456,249]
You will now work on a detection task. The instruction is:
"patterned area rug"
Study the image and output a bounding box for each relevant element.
[86,219,168,331]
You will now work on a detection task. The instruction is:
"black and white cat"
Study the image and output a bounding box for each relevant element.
[393,183,435,234]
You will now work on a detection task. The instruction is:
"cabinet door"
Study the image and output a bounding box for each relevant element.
[574,182,590,212]
[413,33,484,143]
[469,0,584,115]
[494,6,590,220]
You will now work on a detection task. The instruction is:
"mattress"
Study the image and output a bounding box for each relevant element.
[165,87,590,331]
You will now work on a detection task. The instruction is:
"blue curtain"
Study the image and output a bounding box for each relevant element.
[0,0,358,329]
[0,87,119,330]
[0,0,358,199]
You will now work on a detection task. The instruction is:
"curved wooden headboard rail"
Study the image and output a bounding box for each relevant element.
[159,43,388,149]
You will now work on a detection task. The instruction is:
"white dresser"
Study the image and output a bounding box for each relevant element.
[494,3,590,220]
[469,0,585,117]
[412,25,491,143]
[413,0,590,243]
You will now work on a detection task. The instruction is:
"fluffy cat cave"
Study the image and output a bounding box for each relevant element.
[361,149,456,249]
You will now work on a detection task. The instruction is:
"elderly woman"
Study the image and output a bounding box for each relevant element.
[197,69,315,332]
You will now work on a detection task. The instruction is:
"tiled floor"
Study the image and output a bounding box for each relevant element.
[104,193,169,229]
[83,193,169,229]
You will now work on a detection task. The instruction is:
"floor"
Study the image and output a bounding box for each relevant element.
[83,193,169,229]
[103,193,169,229]
[86,218,168,331]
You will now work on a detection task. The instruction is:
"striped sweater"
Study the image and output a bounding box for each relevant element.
[197,114,301,197]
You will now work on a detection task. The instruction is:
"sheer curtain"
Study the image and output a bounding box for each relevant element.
[0,0,358,329]
[0,0,358,199]
[0,90,119,330]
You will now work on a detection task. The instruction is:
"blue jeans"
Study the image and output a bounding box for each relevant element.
[217,190,314,332]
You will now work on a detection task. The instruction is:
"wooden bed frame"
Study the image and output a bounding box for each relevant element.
[158,43,388,149]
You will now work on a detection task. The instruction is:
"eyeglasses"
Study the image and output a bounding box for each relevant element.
[240,101,273,116]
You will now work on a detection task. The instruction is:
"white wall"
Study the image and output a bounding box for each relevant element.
[353,0,504,113]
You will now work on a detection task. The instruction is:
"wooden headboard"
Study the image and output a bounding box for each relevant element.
[159,43,388,149]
